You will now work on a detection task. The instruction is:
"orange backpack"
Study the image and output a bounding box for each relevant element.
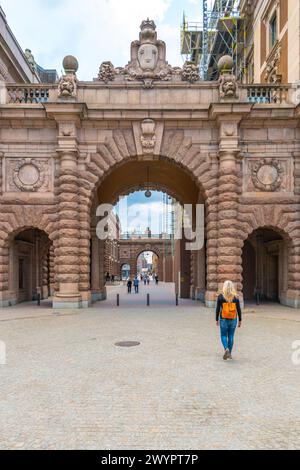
[222,301,237,320]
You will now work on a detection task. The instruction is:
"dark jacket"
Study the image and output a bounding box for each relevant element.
[216,294,242,322]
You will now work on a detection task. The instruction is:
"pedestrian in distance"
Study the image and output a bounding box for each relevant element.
[216,280,242,361]
[127,278,132,294]
[133,276,139,294]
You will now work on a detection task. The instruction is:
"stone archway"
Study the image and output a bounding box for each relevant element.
[0,206,55,307]
[84,155,215,307]
[241,224,293,306]
[3,227,53,306]
[238,203,299,308]
[136,249,160,277]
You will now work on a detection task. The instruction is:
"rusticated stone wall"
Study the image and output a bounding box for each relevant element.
[0,90,299,309]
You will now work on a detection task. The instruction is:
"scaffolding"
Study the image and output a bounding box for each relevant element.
[181,0,246,81]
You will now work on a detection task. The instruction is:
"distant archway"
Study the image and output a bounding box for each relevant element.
[136,251,159,278]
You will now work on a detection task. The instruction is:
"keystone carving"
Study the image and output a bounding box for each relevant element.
[140,119,156,155]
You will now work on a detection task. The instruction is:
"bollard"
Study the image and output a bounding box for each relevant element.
[176,293,178,306]
[37,293,41,306]
[147,293,150,306]
[117,294,120,307]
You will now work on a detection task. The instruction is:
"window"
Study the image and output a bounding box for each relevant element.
[270,12,278,48]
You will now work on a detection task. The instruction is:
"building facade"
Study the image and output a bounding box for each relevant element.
[0,19,299,309]
[240,0,300,84]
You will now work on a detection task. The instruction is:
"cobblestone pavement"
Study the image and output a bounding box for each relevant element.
[0,284,300,450]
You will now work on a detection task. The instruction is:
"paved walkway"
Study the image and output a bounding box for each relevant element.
[0,291,300,450]
[99,282,196,309]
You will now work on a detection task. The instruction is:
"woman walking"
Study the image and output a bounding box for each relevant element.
[216,280,242,360]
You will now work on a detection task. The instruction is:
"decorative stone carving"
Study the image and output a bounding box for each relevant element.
[59,122,75,137]
[252,159,283,192]
[58,55,79,99]
[6,158,51,192]
[140,119,156,155]
[264,44,282,84]
[25,49,36,70]
[98,61,116,83]
[219,72,238,100]
[182,61,200,83]
[98,19,183,88]
[58,73,77,99]
[0,62,9,81]
[217,55,238,100]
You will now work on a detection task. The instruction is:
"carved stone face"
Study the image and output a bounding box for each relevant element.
[138,44,158,70]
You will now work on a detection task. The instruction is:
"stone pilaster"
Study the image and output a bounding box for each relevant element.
[42,253,49,299]
[0,152,3,195]
[52,148,82,309]
[91,231,102,302]
[49,245,55,295]
[217,119,243,301]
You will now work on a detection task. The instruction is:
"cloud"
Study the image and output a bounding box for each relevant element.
[1,0,180,80]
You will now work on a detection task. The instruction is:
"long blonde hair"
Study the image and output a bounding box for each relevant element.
[222,280,237,302]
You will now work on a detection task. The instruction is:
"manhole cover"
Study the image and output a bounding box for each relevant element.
[115,341,140,348]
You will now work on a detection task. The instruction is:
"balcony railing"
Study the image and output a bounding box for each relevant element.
[3,82,294,106]
[7,85,54,104]
[243,84,291,104]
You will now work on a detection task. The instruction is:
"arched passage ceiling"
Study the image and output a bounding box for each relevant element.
[97,159,202,205]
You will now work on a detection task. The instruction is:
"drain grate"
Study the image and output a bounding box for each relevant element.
[115,341,140,348]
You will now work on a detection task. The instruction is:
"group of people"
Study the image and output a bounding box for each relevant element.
[127,274,159,294]
[127,277,140,294]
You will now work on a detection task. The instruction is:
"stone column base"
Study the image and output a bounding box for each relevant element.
[195,287,205,302]
[0,292,17,308]
[205,290,217,308]
[281,291,300,309]
[52,293,83,309]
[92,290,107,302]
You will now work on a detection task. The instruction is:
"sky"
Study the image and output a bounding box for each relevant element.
[0,0,212,80]
[115,191,174,236]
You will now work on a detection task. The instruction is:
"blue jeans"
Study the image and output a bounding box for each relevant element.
[220,318,238,352]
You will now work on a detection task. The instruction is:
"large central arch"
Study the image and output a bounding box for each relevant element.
[85,148,217,305]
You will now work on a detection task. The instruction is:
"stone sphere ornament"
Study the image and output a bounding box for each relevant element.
[63,55,79,74]
[218,55,234,73]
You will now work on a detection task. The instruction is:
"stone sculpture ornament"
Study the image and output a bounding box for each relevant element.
[98,61,116,83]
[252,159,283,192]
[219,72,238,99]
[58,73,77,98]
[97,19,189,88]
[140,119,156,154]
[182,62,200,83]
[12,158,45,192]
[218,55,238,100]
[58,55,79,99]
